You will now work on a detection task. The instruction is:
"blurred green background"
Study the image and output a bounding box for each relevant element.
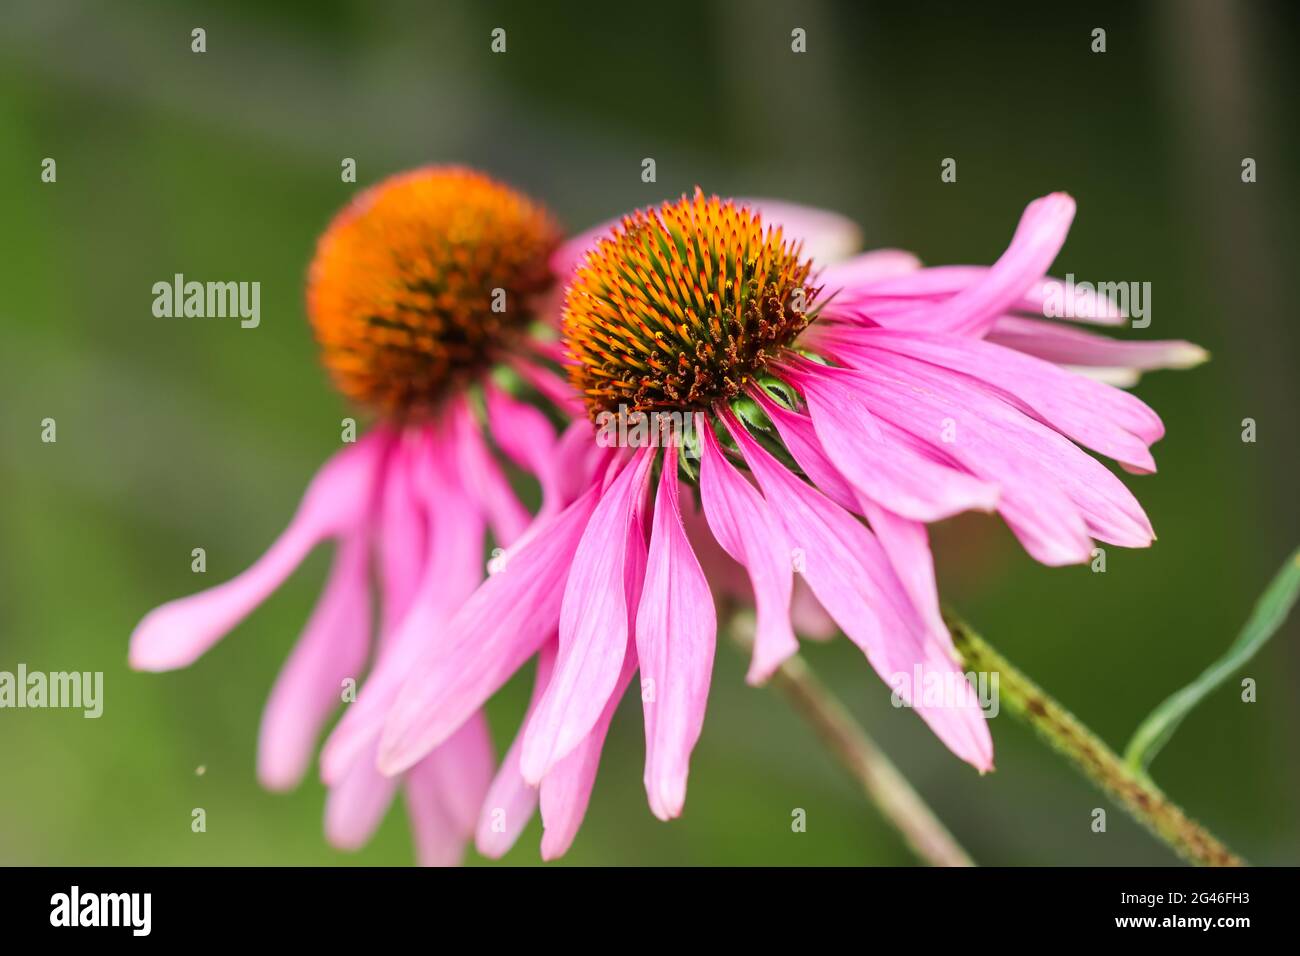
[1,0,1297,866]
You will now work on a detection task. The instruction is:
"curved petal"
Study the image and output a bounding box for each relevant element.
[989,315,1208,372]
[909,193,1076,336]
[698,417,797,684]
[376,430,427,641]
[485,381,559,505]
[257,529,371,792]
[475,643,557,859]
[636,453,717,819]
[319,438,484,786]
[790,363,1001,520]
[130,430,388,671]
[722,409,993,771]
[538,522,646,859]
[520,448,654,784]
[832,327,1164,468]
[449,397,530,548]
[323,738,399,852]
[378,485,602,776]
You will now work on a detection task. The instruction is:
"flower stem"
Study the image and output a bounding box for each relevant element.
[731,616,975,867]
[945,612,1245,867]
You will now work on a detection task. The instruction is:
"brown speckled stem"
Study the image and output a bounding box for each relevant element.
[947,613,1244,867]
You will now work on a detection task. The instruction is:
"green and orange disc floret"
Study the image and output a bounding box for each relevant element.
[561,190,821,419]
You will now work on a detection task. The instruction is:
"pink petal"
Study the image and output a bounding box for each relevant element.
[855,498,949,652]
[791,363,1001,520]
[829,327,1165,467]
[448,397,530,548]
[791,577,836,640]
[485,381,559,506]
[807,351,1153,560]
[130,430,388,672]
[912,193,1076,336]
[378,485,601,775]
[401,715,494,869]
[828,266,1123,326]
[323,738,399,852]
[989,315,1209,372]
[520,448,655,784]
[376,430,427,640]
[817,249,922,289]
[420,711,496,835]
[508,356,585,418]
[475,643,557,859]
[538,524,646,859]
[319,441,485,786]
[723,410,993,771]
[402,776,461,868]
[256,529,371,792]
[698,416,797,684]
[786,355,1090,565]
[636,454,717,818]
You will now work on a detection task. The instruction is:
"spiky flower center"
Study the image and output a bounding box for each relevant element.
[307,166,560,416]
[562,191,818,417]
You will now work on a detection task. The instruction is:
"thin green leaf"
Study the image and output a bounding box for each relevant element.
[1124,546,1300,773]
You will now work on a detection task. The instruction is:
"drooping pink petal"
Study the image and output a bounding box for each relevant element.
[507,355,585,418]
[319,438,485,786]
[475,643,557,859]
[805,350,1155,553]
[855,498,949,652]
[130,430,389,672]
[418,711,495,837]
[781,356,1093,566]
[550,419,612,512]
[402,715,494,868]
[906,193,1076,337]
[520,447,654,784]
[791,577,836,640]
[824,327,1165,467]
[538,517,647,860]
[748,389,949,648]
[376,430,427,641]
[698,416,797,684]
[722,409,993,771]
[378,485,602,776]
[790,363,1001,520]
[402,774,460,868]
[257,529,371,792]
[485,381,559,506]
[636,452,717,819]
[448,396,530,548]
[323,738,400,852]
[988,315,1209,372]
[826,267,1126,328]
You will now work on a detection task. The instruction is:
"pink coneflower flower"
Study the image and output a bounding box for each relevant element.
[377,190,1204,856]
[128,166,607,864]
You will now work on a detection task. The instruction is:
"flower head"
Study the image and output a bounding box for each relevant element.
[308,166,560,415]
[130,166,579,865]
[379,190,1206,857]
[564,192,817,414]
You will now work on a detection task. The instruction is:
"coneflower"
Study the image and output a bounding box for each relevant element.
[377,189,1205,856]
[129,166,596,865]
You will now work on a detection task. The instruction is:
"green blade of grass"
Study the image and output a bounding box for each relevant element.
[1124,546,1300,774]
